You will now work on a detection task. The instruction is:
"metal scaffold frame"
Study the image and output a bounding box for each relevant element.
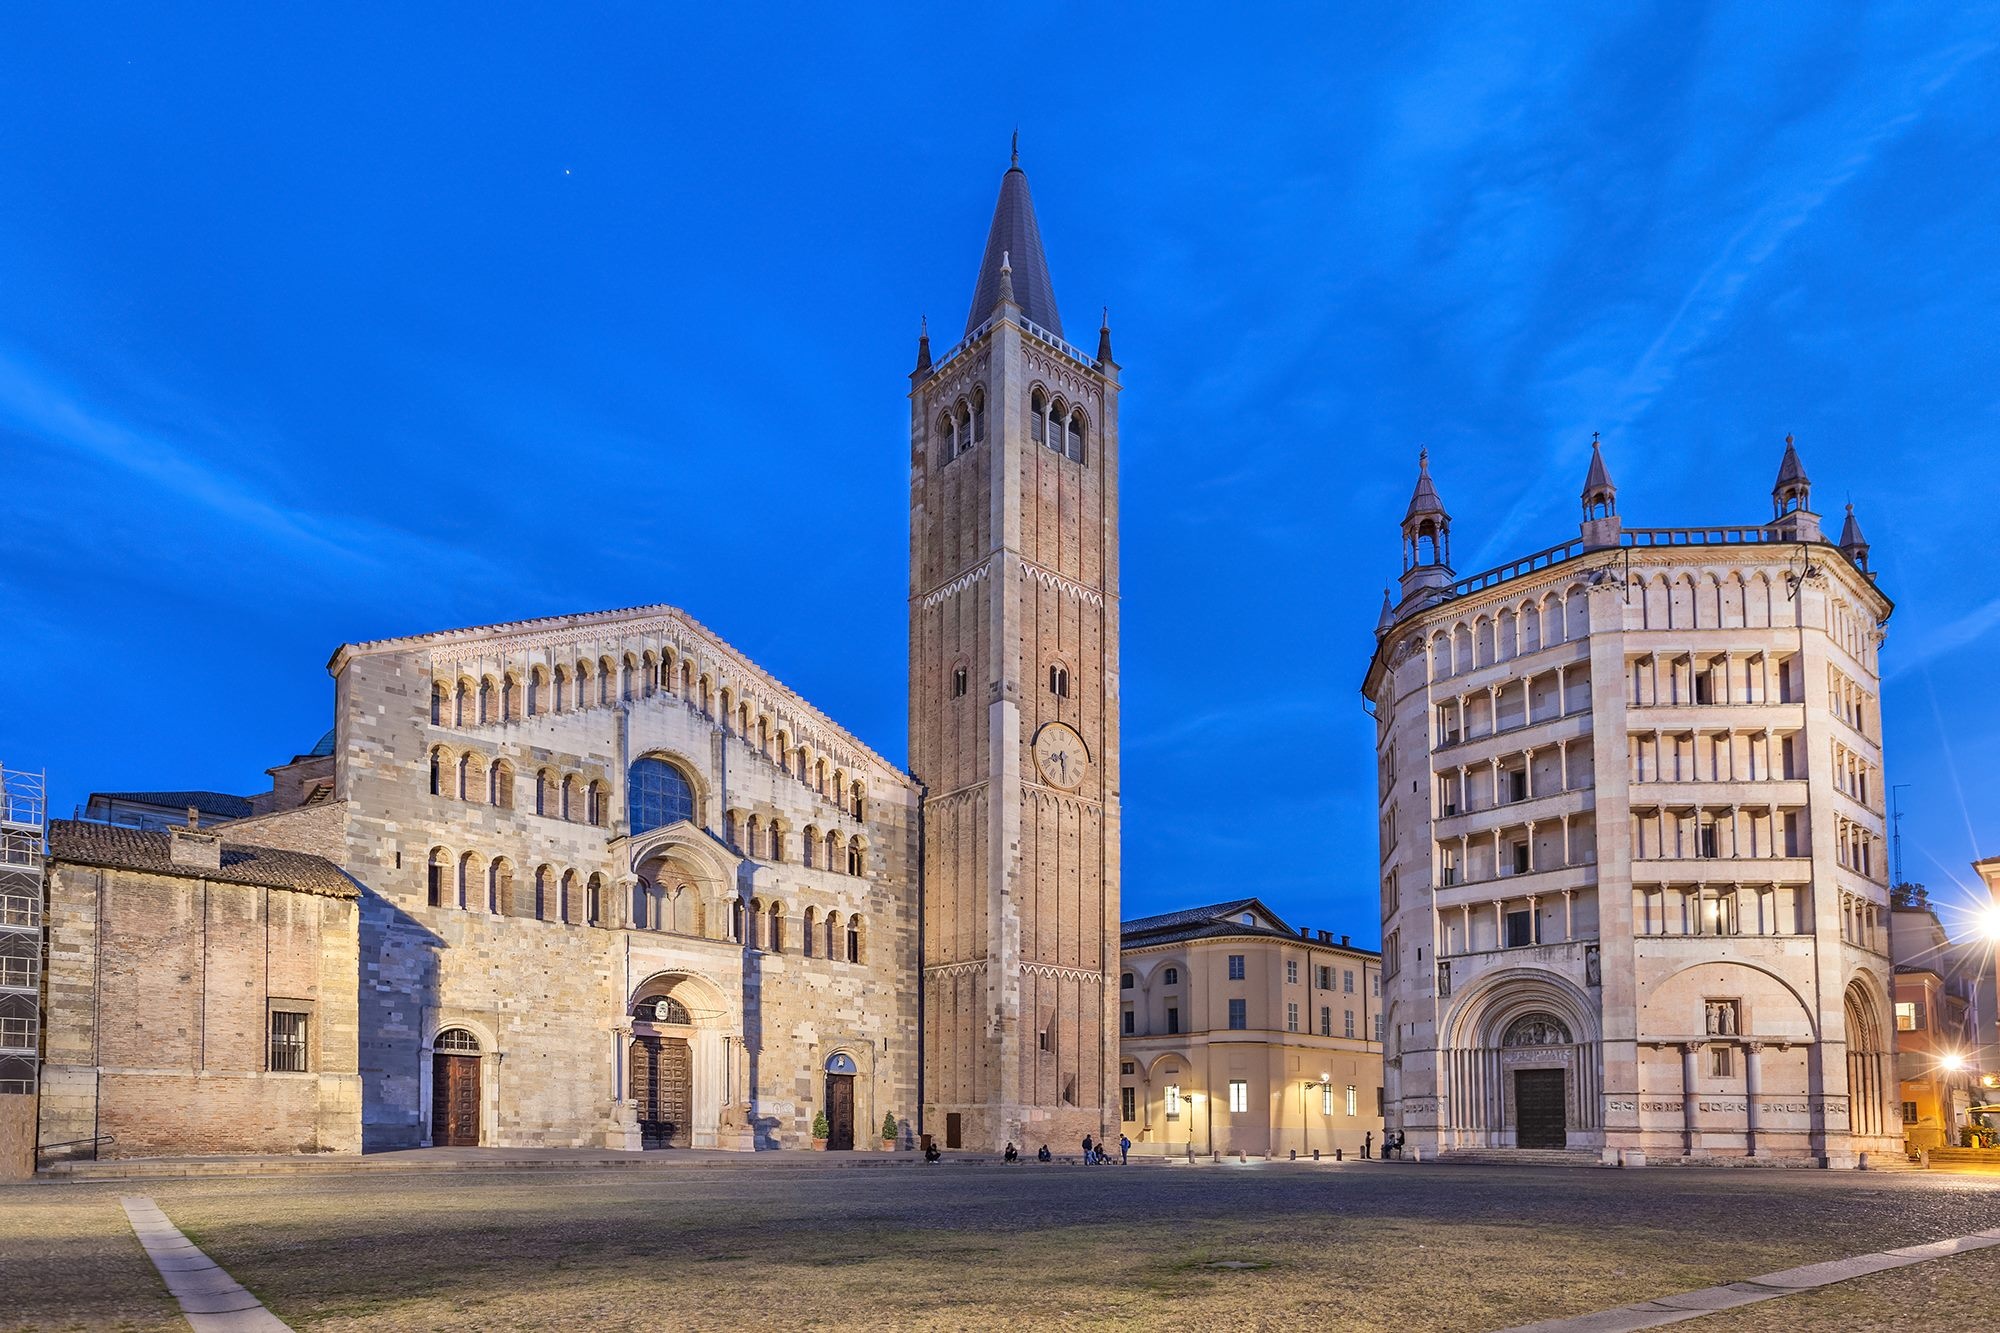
[0,765,47,1097]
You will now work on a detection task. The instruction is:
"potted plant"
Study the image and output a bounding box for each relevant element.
[882,1112,900,1148]
[810,1111,830,1150]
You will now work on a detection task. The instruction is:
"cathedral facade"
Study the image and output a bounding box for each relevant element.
[1368,439,1902,1166]
[37,154,1120,1158]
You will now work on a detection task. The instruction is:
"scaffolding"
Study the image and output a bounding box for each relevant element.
[0,766,45,1097]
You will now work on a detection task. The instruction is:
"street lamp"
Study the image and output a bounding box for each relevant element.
[1939,1052,1967,1073]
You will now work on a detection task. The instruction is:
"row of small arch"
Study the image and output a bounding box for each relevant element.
[422,846,867,960]
[430,651,869,818]
[722,809,868,876]
[427,748,607,825]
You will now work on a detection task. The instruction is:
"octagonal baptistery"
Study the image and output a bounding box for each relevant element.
[321,603,920,1152]
[1365,437,1900,1167]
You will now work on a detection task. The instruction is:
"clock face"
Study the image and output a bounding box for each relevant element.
[1031,722,1089,790]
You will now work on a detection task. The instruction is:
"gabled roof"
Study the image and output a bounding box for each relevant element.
[49,820,358,898]
[965,156,1062,337]
[87,790,254,821]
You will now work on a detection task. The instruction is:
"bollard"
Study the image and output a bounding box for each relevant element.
[1238,1149,1247,1163]
[1313,1149,1320,1161]
[1289,1149,1296,1161]
[1186,1144,1194,1164]
[1335,1147,1343,1161]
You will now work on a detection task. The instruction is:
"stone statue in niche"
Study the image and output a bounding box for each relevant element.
[1585,944,1601,987]
[1705,1000,1739,1036]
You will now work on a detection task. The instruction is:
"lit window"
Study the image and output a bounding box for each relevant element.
[1345,1085,1358,1117]
[1895,1001,1919,1031]
[269,1011,309,1072]
[1164,1084,1182,1118]
[1228,1080,1248,1114]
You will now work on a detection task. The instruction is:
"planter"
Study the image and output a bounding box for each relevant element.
[882,1138,897,1151]
[810,1137,828,1151]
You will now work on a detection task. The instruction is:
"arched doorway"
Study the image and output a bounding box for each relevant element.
[824,1052,858,1151]
[1503,1013,1572,1149]
[431,1028,483,1147]
[631,994,694,1149]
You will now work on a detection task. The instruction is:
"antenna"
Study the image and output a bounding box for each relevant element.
[1891,783,1912,886]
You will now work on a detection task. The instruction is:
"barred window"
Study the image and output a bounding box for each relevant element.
[269,1011,309,1072]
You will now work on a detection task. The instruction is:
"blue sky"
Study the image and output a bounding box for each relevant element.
[3,5,1997,940]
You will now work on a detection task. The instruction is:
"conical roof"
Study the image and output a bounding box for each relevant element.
[1582,436,1614,500]
[1403,450,1449,524]
[965,153,1062,337]
[1376,588,1397,634]
[1774,435,1809,489]
[1839,503,1867,549]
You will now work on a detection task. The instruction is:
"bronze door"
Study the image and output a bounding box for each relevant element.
[1514,1068,1567,1149]
[631,1035,692,1148]
[432,1054,481,1147]
[826,1074,855,1150]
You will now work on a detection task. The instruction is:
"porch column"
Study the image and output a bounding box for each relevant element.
[1681,1042,1702,1155]
[1744,1041,1764,1157]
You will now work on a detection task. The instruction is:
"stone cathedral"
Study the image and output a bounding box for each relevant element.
[34,152,1118,1160]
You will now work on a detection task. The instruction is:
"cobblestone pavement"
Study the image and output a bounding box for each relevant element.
[5,1160,1997,1331]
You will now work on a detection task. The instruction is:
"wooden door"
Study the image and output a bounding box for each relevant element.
[432,1054,481,1147]
[1514,1068,1567,1149]
[827,1074,855,1150]
[631,1035,693,1148]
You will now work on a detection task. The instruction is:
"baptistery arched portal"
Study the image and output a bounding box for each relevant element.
[1439,971,1602,1152]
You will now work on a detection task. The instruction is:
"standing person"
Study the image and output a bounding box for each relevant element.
[1081,1133,1095,1164]
[1362,1130,1374,1160]
[1119,1133,1131,1165]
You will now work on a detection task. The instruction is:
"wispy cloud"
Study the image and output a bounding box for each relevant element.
[0,346,534,605]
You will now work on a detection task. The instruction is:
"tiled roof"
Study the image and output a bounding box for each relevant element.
[1121,898,1264,935]
[49,821,357,898]
[88,790,254,820]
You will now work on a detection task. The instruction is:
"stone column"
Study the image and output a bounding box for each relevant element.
[1681,1042,1701,1156]
[1744,1041,1764,1157]
[608,1024,641,1151]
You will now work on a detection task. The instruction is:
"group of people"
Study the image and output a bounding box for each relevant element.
[995,1134,1130,1164]
[1360,1130,1406,1159]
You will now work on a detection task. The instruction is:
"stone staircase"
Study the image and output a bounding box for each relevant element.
[1431,1148,1607,1168]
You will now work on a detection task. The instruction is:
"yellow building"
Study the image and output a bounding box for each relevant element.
[1119,900,1384,1158]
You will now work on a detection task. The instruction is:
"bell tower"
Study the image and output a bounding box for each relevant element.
[909,148,1121,1152]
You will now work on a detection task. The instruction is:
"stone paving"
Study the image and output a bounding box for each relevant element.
[4,1158,1997,1330]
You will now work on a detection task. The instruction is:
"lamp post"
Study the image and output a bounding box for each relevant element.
[1302,1073,1333,1158]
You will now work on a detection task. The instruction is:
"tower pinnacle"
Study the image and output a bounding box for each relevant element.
[965,150,1062,336]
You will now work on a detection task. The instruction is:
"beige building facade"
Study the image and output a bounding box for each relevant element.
[909,152,1123,1152]
[1119,900,1383,1158]
[1368,438,1903,1166]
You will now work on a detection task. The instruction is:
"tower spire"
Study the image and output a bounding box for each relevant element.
[965,148,1062,336]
